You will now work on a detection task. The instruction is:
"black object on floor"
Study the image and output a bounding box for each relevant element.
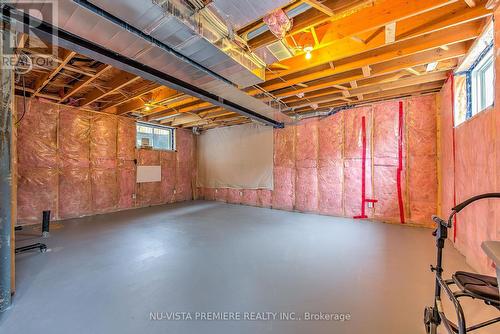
[15,210,50,255]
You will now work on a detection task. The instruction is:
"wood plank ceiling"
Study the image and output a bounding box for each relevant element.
[14,0,492,129]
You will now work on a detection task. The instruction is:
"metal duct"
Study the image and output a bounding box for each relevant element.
[6,0,292,126]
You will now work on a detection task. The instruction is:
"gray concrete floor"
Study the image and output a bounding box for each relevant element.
[1,201,498,334]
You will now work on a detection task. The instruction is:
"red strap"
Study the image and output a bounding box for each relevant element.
[449,74,458,242]
[397,101,405,224]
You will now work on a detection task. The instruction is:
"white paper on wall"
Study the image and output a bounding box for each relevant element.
[197,123,273,190]
[137,165,161,183]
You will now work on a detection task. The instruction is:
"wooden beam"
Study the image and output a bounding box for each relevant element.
[464,0,477,6]
[293,81,444,113]
[58,64,111,102]
[405,67,421,76]
[105,86,180,115]
[99,83,159,110]
[286,71,448,108]
[260,23,479,92]
[350,81,358,88]
[303,0,335,16]
[266,3,489,80]
[79,72,140,107]
[32,49,75,96]
[270,48,462,98]
[248,0,454,49]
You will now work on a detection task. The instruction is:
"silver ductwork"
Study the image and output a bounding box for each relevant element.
[7,0,293,125]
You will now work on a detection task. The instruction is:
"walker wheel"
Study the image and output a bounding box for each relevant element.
[424,307,438,334]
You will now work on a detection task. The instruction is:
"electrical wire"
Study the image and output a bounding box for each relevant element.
[15,76,27,125]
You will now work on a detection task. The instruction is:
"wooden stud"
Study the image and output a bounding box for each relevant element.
[385,22,397,43]
[362,65,371,77]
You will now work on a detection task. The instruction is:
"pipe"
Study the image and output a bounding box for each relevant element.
[0,25,13,312]
[0,5,284,128]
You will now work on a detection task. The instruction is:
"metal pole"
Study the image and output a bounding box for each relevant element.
[0,22,13,312]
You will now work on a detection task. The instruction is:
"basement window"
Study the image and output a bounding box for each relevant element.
[454,22,494,126]
[136,122,175,151]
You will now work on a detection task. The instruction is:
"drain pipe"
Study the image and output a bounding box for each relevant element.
[0,25,13,313]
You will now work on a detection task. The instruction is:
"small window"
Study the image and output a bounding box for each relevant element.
[136,122,175,151]
[472,48,494,115]
[453,22,494,126]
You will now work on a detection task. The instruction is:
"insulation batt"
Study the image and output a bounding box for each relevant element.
[16,98,196,224]
[201,96,438,229]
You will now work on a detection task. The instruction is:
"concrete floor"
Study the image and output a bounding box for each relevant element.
[1,201,498,334]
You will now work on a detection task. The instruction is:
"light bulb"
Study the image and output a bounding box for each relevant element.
[305,51,312,60]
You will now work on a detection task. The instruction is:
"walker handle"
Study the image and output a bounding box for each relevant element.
[447,193,500,228]
[452,193,500,213]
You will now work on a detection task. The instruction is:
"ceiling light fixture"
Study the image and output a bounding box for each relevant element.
[304,45,313,60]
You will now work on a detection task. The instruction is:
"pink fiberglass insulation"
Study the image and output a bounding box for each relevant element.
[137,149,162,206]
[318,112,343,216]
[215,188,228,202]
[204,188,216,201]
[295,116,319,212]
[58,107,92,219]
[343,160,374,218]
[90,114,117,169]
[138,182,163,207]
[295,118,318,168]
[258,189,272,208]
[241,189,258,206]
[58,107,90,169]
[16,98,197,224]
[318,164,343,216]
[176,161,193,202]
[295,167,318,212]
[91,168,118,212]
[318,112,343,166]
[455,108,497,273]
[17,98,58,222]
[438,79,456,220]
[372,165,399,222]
[59,169,91,219]
[17,99,58,169]
[372,101,400,222]
[176,129,195,162]
[344,106,372,160]
[406,95,437,226]
[161,151,176,203]
[272,166,295,210]
[175,129,195,202]
[118,168,135,209]
[227,189,242,204]
[90,113,118,212]
[274,125,295,168]
[117,118,136,209]
[117,118,136,161]
[373,101,399,166]
[138,149,160,165]
[17,169,58,223]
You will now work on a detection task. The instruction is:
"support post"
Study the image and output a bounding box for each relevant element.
[0,23,14,312]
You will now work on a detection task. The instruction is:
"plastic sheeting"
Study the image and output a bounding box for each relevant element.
[197,123,273,189]
[200,96,439,228]
[16,98,196,224]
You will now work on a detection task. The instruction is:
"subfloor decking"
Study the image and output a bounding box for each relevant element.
[1,201,497,334]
